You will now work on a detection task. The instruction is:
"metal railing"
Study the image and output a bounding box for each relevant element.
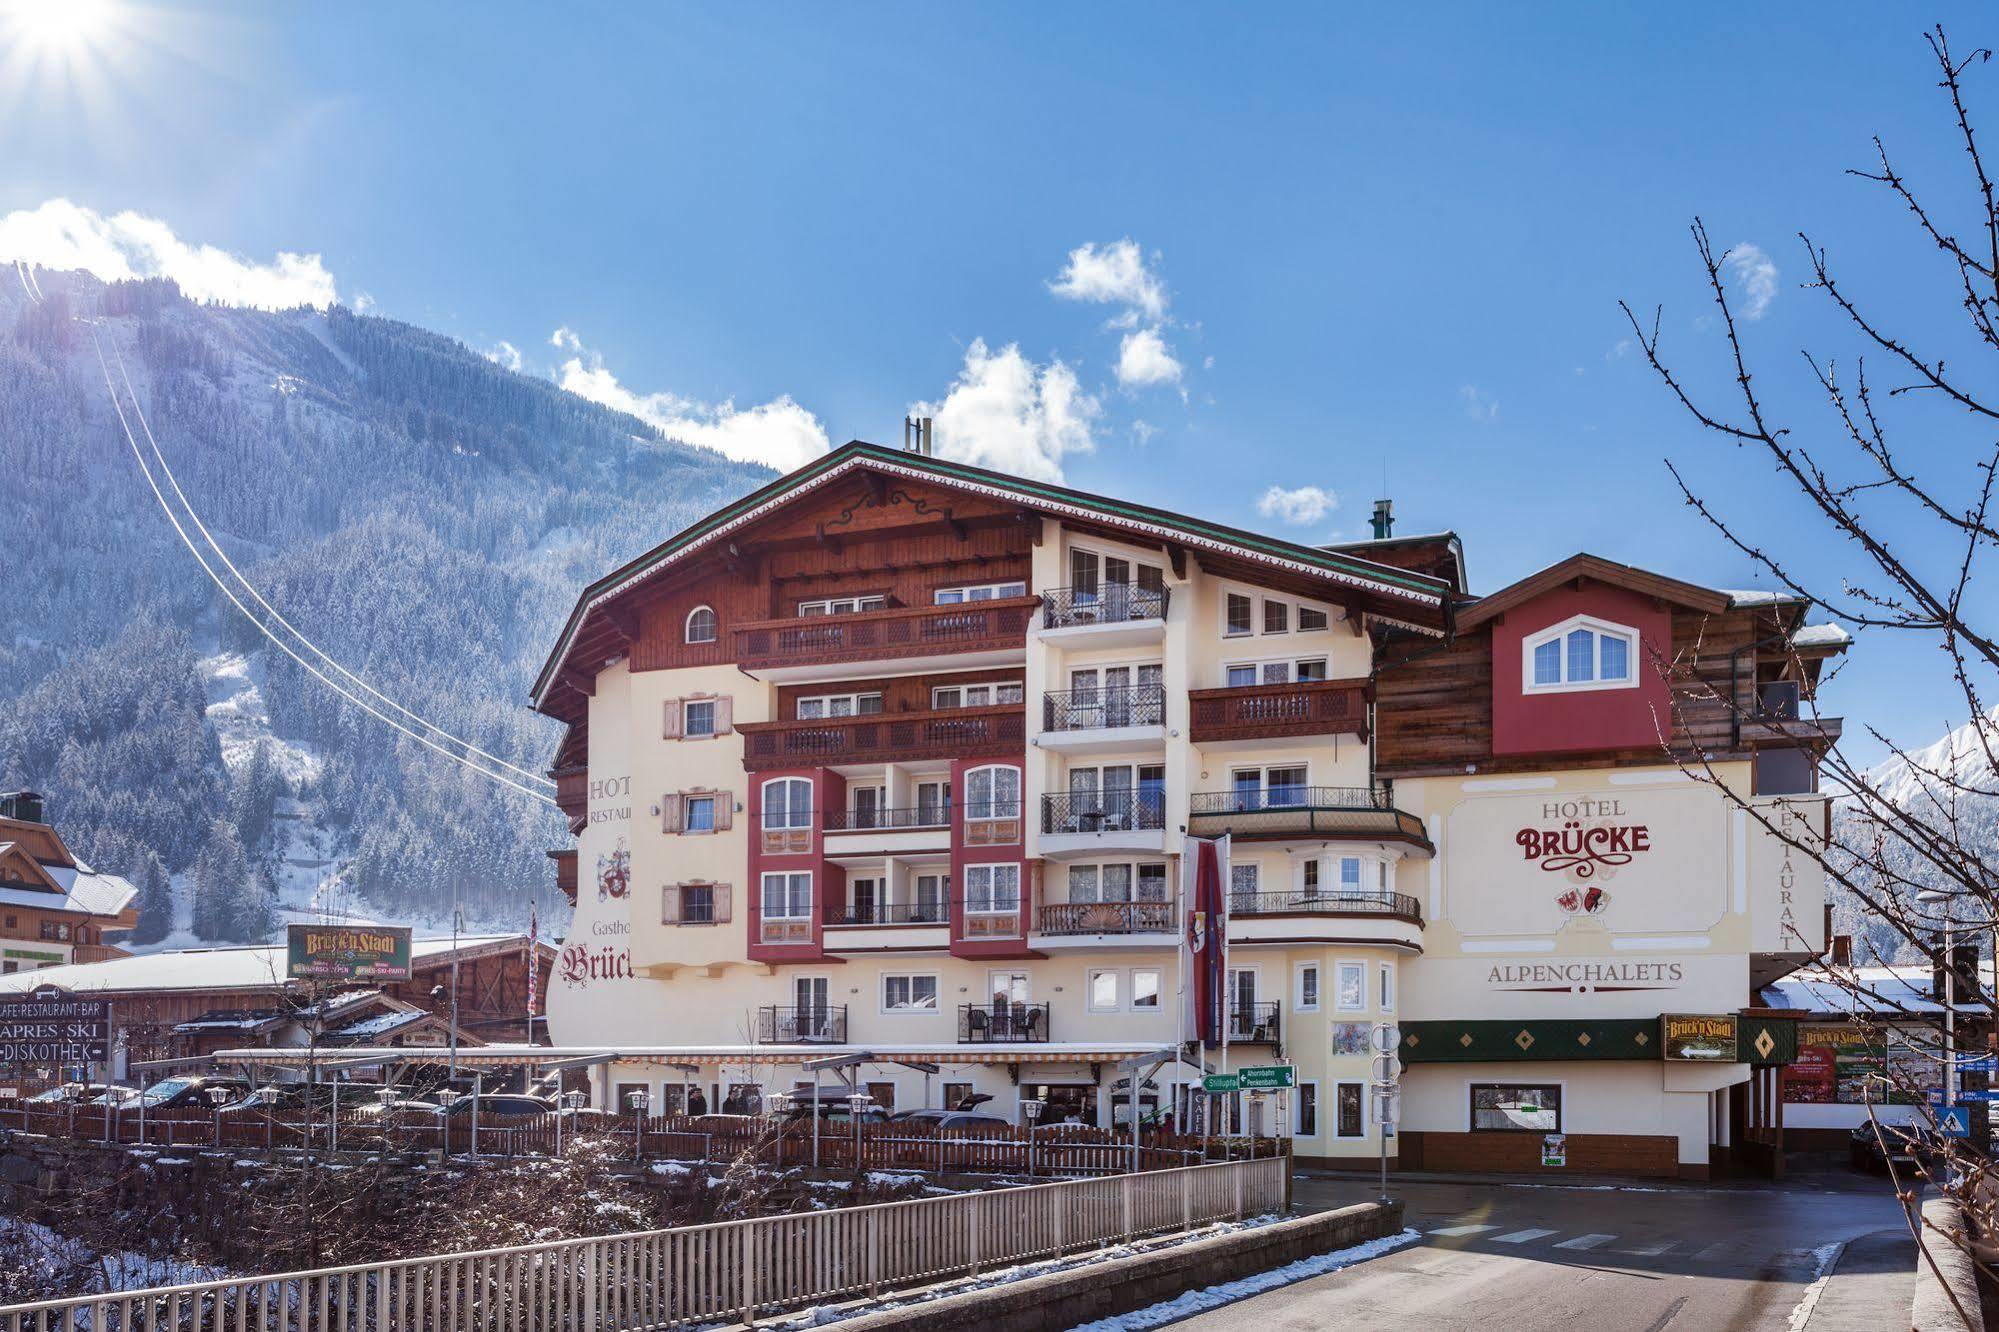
[1043,684,1166,732]
[1041,791,1168,835]
[1036,900,1175,935]
[757,1005,848,1043]
[1188,785,1392,815]
[1041,583,1170,630]
[1227,1000,1281,1045]
[959,1001,1052,1043]
[824,900,948,926]
[1228,890,1424,924]
[823,804,952,832]
[0,1155,1289,1331]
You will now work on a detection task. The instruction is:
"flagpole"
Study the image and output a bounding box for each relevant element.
[1173,849,1187,1134]
[1218,833,1232,1138]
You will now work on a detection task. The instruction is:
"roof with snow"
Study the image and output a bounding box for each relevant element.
[0,935,538,997]
[1790,623,1852,651]
[1760,963,1988,1016]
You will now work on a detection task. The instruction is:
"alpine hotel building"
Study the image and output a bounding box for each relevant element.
[535,439,1844,1179]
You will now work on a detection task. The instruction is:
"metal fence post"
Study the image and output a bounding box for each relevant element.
[1182,1165,1193,1232]
[1121,1173,1134,1242]
[741,1222,758,1327]
[866,1208,881,1297]
[1233,1163,1244,1219]
[967,1192,981,1276]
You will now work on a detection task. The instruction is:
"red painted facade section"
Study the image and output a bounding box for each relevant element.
[948,755,1031,959]
[745,767,835,963]
[1490,582,1672,758]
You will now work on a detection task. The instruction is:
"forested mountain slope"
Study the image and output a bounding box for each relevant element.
[0,269,769,940]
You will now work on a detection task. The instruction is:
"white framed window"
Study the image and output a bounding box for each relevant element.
[934,581,1026,604]
[1087,969,1120,1012]
[685,699,717,737]
[762,777,813,830]
[882,973,940,1012]
[760,871,812,919]
[1301,860,1321,897]
[1523,614,1638,693]
[1224,592,1254,637]
[1339,856,1363,891]
[685,795,716,833]
[798,595,887,617]
[1297,605,1330,632]
[1335,960,1366,1012]
[965,863,1021,915]
[1296,963,1321,1012]
[934,681,1026,709]
[1295,1080,1321,1137]
[1224,657,1328,687]
[1131,968,1162,1010]
[1230,765,1309,809]
[1379,962,1396,1013]
[965,765,1021,821]
[685,606,717,644]
[1263,599,1289,634]
[796,691,883,720]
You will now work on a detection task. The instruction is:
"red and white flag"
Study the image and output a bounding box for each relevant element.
[527,901,540,1021]
[1181,834,1230,1045]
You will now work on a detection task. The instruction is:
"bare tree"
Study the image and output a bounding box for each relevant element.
[1624,24,1999,1323]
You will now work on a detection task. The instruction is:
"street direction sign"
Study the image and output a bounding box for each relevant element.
[1237,1065,1296,1090]
[1202,1073,1240,1094]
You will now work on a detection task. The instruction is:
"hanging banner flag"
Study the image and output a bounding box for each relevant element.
[527,902,541,1020]
[1182,834,1230,1046]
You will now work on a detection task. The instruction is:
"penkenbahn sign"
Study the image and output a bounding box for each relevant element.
[0,985,109,1064]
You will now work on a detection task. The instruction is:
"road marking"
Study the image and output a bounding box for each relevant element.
[1553,1233,1617,1250]
[1621,1239,1677,1256]
[1492,1228,1559,1244]
[1428,1224,1501,1237]
[1692,1241,1736,1262]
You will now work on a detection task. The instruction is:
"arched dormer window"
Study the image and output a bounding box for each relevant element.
[1523,615,1637,694]
[685,606,718,644]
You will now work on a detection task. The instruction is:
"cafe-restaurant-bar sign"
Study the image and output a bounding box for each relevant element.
[1660,1014,1738,1062]
[287,924,414,982]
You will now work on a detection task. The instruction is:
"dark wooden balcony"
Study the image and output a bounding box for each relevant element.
[552,765,588,834]
[1188,678,1371,744]
[733,597,1037,672]
[959,1002,1051,1044]
[547,848,578,905]
[738,705,1024,771]
[1228,890,1424,926]
[757,1005,847,1043]
[1034,899,1175,936]
[1187,785,1430,850]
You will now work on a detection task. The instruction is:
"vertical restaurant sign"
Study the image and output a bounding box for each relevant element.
[1660,1013,1738,1062]
[286,924,414,981]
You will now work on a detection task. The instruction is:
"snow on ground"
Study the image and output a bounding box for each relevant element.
[199,649,323,786]
[0,1218,228,1295]
[1785,1240,1846,1332]
[1064,1227,1423,1330]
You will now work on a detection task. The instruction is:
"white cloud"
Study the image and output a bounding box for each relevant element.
[1116,326,1183,389]
[1048,238,1167,321]
[1257,485,1339,525]
[0,198,337,310]
[484,340,523,373]
[1459,384,1499,422]
[1726,242,1779,321]
[910,338,1100,484]
[1131,419,1159,446]
[552,328,828,472]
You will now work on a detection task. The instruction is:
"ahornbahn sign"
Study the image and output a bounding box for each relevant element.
[0,986,108,1064]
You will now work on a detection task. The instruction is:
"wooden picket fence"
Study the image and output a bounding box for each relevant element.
[0,1154,1291,1330]
[0,1100,1282,1178]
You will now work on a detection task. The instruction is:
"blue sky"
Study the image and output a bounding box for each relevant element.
[5,1,1996,761]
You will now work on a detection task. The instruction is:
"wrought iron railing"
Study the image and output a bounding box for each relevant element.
[1041,790,1168,835]
[1188,785,1393,815]
[1226,1000,1282,1045]
[1043,684,1166,732]
[1227,890,1424,924]
[757,1005,848,1043]
[822,804,953,831]
[824,900,948,926]
[1040,584,1170,630]
[958,1002,1052,1044]
[1035,900,1175,935]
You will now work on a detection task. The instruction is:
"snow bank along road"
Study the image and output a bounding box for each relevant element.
[1143,1169,1907,1332]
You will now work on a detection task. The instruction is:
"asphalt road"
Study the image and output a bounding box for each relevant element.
[1158,1168,1911,1332]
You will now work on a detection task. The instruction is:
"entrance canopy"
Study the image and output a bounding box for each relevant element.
[206,1041,1190,1071]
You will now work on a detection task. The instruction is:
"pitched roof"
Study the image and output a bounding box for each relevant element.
[0,934,540,996]
[1454,552,1746,631]
[532,440,1454,709]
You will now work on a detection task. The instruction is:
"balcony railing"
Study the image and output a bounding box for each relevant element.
[1041,791,1168,836]
[1043,685,1166,732]
[1227,1001,1281,1045]
[825,900,948,927]
[1190,785,1389,816]
[1035,899,1175,936]
[739,705,1023,771]
[1228,890,1425,925]
[823,804,952,832]
[734,597,1037,671]
[1188,785,1428,848]
[757,1005,848,1043]
[1041,584,1169,631]
[1188,678,1371,744]
[958,1002,1051,1044]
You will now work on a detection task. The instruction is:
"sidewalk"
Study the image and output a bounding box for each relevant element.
[1802,1228,1916,1330]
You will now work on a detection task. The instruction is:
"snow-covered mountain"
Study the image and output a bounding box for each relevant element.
[1860,706,1999,812]
[0,268,770,943]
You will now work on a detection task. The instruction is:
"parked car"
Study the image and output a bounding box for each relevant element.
[216,1083,347,1116]
[890,1108,1011,1130]
[81,1086,140,1107]
[26,1083,124,1106]
[1850,1121,1927,1174]
[128,1077,248,1112]
[439,1093,552,1120]
[780,1100,889,1125]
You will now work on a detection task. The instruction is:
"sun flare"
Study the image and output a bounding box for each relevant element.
[1,0,119,61]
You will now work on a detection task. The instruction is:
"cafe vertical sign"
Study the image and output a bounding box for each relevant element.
[287,924,414,982]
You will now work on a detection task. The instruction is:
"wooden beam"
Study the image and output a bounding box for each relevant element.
[559,668,595,699]
[603,604,638,646]
[1165,543,1187,581]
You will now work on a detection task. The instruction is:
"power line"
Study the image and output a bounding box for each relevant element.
[91,328,559,807]
[104,337,554,790]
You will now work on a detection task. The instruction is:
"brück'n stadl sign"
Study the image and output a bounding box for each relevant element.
[0,988,109,1064]
[287,924,414,982]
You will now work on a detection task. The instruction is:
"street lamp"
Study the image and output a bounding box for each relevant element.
[626,1089,650,1163]
[1021,1098,1045,1176]
[847,1092,869,1170]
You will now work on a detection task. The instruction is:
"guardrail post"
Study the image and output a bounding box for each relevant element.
[1121,1173,1134,1241]
[1233,1162,1245,1219]
[741,1222,758,1327]
[866,1206,882,1297]
[1182,1165,1193,1232]
[1053,1184,1067,1258]
[967,1192,982,1276]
